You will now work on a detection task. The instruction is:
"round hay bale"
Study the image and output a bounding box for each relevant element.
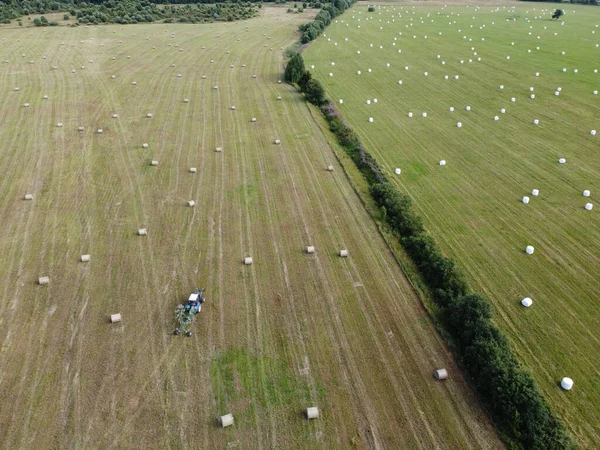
[395,168,401,175]
[522,196,530,204]
[110,313,122,323]
[274,139,281,145]
[151,160,158,166]
[188,200,196,207]
[305,246,315,254]
[24,194,34,200]
[560,377,573,390]
[251,117,257,122]
[525,245,535,255]
[39,276,50,285]
[231,106,236,110]
[216,147,223,152]
[434,369,448,380]
[244,257,253,265]
[142,143,149,148]
[184,99,189,103]
[456,122,462,128]
[532,189,539,196]
[583,190,590,197]
[558,158,566,164]
[138,228,147,236]
[97,129,103,134]
[147,113,153,118]
[306,407,319,419]
[521,297,533,307]
[585,203,593,211]
[449,107,454,112]
[339,249,348,257]
[220,414,234,428]
[591,130,597,136]
[81,254,91,262]
[439,160,446,166]
[533,119,539,125]
[190,168,197,173]
[57,123,63,128]
[327,166,334,172]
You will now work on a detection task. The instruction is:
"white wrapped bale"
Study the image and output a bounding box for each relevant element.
[560,377,573,390]
[220,414,234,428]
[81,254,91,262]
[188,200,196,207]
[306,407,319,419]
[24,194,34,200]
[189,168,197,173]
[244,257,253,265]
[151,160,158,166]
[327,166,334,172]
[439,160,446,166]
[585,203,593,211]
[39,276,50,285]
[142,143,149,148]
[110,313,122,323]
[583,190,590,197]
[434,369,448,380]
[305,246,315,254]
[526,245,535,255]
[97,129,103,134]
[339,249,348,257]
[274,139,281,145]
[78,126,85,131]
[216,147,223,152]
[559,158,566,164]
[147,113,153,118]
[251,118,257,122]
[395,168,401,175]
[532,189,539,196]
[521,297,533,307]
[138,228,147,236]
[522,196,530,204]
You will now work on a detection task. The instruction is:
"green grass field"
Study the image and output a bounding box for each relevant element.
[0,6,503,449]
[305,2,600,447]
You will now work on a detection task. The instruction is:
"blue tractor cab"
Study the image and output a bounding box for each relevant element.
[174,288,206,337]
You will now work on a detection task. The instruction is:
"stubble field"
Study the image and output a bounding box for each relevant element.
[0,6,502,449]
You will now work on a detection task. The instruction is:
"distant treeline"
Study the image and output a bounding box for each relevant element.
[285,38,577,448]
[0,0,259,25]
[298,0,355,43]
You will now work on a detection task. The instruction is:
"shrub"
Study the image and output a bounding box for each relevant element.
[303,79,326,105]
[368,6,375,12]
[63,14,69,20]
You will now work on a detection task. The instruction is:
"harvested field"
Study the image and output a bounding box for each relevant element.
[0,6,502,449]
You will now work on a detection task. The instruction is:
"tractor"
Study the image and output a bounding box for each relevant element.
[174,288,205,337]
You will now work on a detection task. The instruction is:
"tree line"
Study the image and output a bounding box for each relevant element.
[0,0,259,25]
[298,0,355,44]
[285,44,577,450]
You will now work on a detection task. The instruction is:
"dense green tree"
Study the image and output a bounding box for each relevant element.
[284,52,305,84]
[304,79,326,105]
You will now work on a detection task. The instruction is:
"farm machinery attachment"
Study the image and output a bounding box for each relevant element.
[174,288,205,337]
